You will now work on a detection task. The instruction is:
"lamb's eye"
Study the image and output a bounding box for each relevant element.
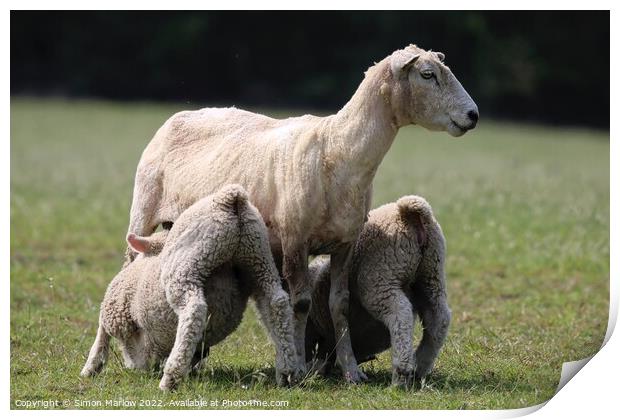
[421,70,434,80]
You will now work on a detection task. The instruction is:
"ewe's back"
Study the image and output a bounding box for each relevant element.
[139,107,328,238]
[154,107,322,150]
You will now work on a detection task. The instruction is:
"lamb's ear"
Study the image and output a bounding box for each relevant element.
[391,51,420,77]
[126,233,151,254]
[436,52,445,62]
[402,54,420,70]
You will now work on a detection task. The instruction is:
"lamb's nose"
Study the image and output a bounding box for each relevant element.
[467,110,479,124]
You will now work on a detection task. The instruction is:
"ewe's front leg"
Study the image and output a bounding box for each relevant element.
[329,245,366,383]
[160,282,208,391]
[282,243,311,372]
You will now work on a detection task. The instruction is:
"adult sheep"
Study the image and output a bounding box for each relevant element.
[125,44,478,382]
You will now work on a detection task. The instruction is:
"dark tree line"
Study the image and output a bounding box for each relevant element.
[11,10,609,127]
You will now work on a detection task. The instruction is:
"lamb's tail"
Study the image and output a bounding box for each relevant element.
[397,195,434,221]
[396,195,435,247]
[212,184,249,213]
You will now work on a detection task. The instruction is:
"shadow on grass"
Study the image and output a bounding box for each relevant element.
[185,363,534,395]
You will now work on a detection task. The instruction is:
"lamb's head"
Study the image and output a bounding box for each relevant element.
[387,44,478,137]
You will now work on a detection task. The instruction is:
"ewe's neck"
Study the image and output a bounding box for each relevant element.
[324,59,399,182]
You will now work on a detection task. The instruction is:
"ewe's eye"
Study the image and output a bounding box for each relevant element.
[421,70,434,80]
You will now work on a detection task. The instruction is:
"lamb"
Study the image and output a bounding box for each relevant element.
[124,44,476,382]
[81,185,300,390]
[304,196,451,389]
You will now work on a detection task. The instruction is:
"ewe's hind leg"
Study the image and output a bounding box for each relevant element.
[329,245,366,383]
[81,323,110,377]
[124,166,164,265]
[362,287,416,388]
[160,284,208,391]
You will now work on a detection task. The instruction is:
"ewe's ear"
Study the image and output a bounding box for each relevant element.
[127,233,151,254]
[391,51,420,78]
[436,52,445,62]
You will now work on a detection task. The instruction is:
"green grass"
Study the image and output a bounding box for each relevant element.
[10,97,609,409]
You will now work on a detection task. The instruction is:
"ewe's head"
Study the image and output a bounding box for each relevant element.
[387,44,478,136]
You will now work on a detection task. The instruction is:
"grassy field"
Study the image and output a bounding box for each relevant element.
[10,98,609,409]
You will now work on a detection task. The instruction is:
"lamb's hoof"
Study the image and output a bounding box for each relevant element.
[276,367,304,387]
[344,367,367,384]
[159,374,178,391]
[413,365,432,382]
[391,368,414,390]
[80,363,100,377]
[276,371,292,387]
[80,367,94,377]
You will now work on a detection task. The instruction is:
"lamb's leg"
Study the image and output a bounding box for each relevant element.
[364,287,416,388]
[253,286,299,386]
[329,244,366,383]
[414,293,451,379]
[160,284,208,391]
[281,243,311,373]
[191,343,210,372]
[80,323,110,377]
[411,247,450,380]
[120,331,149,370]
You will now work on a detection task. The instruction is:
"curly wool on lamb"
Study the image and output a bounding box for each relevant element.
[81,185,299,391]
[305,195,451,388]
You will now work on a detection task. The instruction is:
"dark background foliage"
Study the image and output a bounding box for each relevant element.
[11,10,609,127]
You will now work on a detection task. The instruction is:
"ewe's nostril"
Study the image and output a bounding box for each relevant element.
[467,110,479,123]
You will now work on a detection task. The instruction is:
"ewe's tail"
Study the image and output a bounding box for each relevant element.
[397,195,435,247]
[213,184,249,214]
